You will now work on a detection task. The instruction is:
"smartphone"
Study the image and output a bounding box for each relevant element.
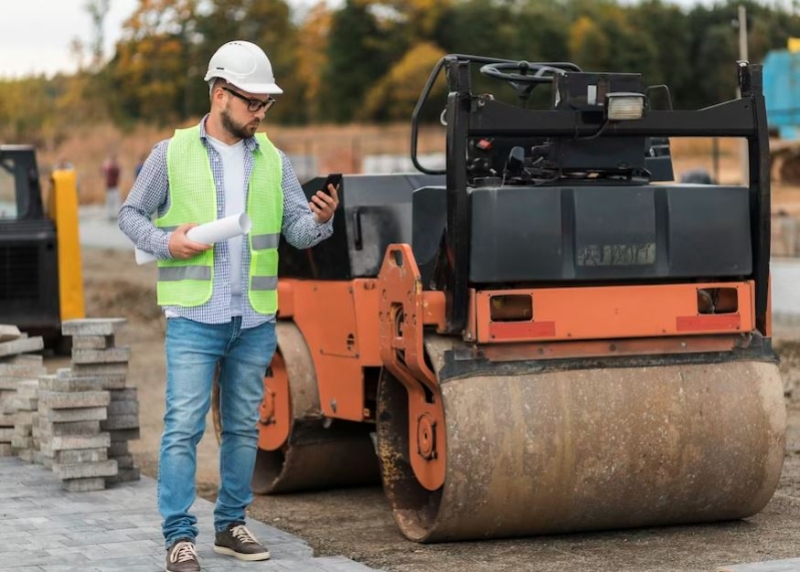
[321,173,342,196]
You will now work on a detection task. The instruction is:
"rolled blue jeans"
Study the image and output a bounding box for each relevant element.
[158,316,276,547]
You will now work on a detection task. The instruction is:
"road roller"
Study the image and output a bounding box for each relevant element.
[241,55,785,542]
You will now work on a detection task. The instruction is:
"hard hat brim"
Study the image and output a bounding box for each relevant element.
[204,73,284,95]
[228,79,284,95]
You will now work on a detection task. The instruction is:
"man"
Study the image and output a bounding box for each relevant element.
[118,40,339,572]
[102,153,121,221]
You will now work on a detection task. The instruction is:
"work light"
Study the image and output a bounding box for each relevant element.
[605,92,646,120]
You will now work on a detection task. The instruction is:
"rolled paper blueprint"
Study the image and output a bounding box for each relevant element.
[134,212,253,265]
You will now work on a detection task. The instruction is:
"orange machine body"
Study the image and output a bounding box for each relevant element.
[271,262,762,425]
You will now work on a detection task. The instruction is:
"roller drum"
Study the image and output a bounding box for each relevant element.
[378,352,785,542]
[252,322,380,494]
[253,420,379,494]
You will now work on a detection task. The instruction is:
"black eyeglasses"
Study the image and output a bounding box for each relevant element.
[221,87,276,112]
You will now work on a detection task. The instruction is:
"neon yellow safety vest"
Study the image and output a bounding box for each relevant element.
[156,125,283,314]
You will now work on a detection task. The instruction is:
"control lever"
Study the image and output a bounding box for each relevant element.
[505,146,526,177]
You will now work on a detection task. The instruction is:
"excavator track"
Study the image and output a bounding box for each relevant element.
[377,335,785,542]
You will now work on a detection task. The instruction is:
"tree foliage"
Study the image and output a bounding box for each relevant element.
[296,2,333,123]
[5,0,800,142]
[359,41,447,122]
[321,0,405,122]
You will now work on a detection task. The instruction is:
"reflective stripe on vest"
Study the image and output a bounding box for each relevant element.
[251,233,280,250]
[158,266,212,281]
[156,126,283,313]
[251,276,279,291]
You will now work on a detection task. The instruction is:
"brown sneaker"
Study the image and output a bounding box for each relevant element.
[213,523,270,561]
[165,538,200,572]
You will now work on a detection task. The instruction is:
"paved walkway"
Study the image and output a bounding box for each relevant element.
[78,206,132,252]
[772,258,800,322]
[0,457,382,572]
[719,558,800,571]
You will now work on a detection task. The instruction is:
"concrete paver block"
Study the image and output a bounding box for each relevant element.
[0,457,383,571]
[71,363,129,377]
[107,401,139,416]
[39,391,110,410]
[0,324,22,342]
[45,433,110,453]
[13,422,33,435]
[40,374,102,393]
[46,406,107,423]
[108,388,137,402]
[54,367,129,390]
[107,441,128,456]
[11,436,33,449]
[0,363,46,377]
[0,337,44,358]
[61,318,127,337]
[10,397,38,411]
[109,428,140,442]
[15,411,34,425]
[16,380,38,399]
[3,354,43,366]
[54,459,118,480]
[0,376,21,390]
[100,415,139,431]
[62,477,106,492]
[105,466,140,483]
[71,335,114,350]
[110,454,134,469]
[40,420,101,436]
[55,448,108,464]
[71,347,131,365]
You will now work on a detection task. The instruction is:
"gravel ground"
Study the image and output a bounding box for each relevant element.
[62,245,800,572]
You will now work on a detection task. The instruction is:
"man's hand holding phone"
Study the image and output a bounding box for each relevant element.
[310,173,341,223]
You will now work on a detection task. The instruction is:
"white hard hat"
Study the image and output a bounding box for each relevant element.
[204,40,283,95]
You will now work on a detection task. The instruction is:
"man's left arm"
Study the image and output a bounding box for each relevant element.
[280,152,336,249]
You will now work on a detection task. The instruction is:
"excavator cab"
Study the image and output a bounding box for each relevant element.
[0,145,84,351]
[243,55,784,543]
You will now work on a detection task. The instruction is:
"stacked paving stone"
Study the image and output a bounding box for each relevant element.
[0,325,46,458]
[62,318,141,484]
[105,387,142,483]
[37,371,117,491]
[0,401,12,457]
[11,379,39,462]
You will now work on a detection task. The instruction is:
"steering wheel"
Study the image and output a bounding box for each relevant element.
[479,61,567,86]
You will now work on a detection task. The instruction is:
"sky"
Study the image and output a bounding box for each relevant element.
[0,0,764,79]
[0,0,139,78]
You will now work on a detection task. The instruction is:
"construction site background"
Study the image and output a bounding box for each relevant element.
[34,124,800,258]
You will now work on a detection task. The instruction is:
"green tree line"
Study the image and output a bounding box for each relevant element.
[3,0,800,144]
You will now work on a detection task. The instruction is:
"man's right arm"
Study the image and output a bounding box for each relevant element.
[118,141,173,260]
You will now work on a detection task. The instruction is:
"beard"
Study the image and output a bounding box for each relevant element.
[221,105,259,140]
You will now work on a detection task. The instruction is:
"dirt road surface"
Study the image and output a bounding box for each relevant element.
[62,244,800,572]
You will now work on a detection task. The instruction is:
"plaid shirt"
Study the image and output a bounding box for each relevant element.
[118,116,333,328]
